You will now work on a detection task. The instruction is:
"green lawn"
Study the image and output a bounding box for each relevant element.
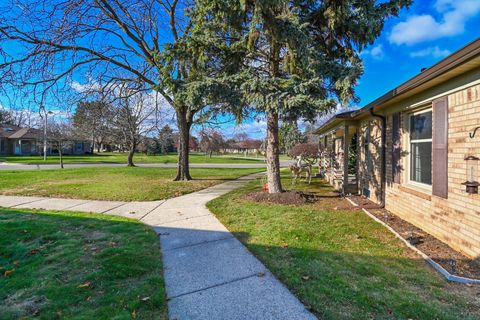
[207,173,480,319]
[0,152,265,165]
[0,208,167,319]
[0,167,262,201]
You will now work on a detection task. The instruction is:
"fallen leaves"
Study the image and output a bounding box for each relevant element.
[4,269,15,277]
[77,281,92,289]
[257,271,266,277]
[141,296,150,302]
[28,248,40,256]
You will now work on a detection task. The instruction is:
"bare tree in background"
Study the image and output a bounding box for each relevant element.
[0,0,235,180]
[110,84,158,167]
[48,121,75,169]
[198,128,225,158]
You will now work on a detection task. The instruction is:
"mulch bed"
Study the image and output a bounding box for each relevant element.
[349,195,480,280]
[245,191,319,205]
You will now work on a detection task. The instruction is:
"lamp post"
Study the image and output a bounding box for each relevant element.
[39,106,53,161]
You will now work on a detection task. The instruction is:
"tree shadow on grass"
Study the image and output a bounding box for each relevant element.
[0,208,167,320]
[153,222,480,320]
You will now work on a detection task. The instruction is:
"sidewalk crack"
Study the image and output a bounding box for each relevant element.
[167,273,264,300]
[161,235,234,251]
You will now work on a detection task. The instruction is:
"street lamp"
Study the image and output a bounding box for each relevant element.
[39,105,53,161]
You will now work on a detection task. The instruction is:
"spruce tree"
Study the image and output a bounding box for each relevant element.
[191,0,410,193]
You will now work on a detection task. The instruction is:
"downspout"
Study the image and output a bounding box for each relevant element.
[369,108,386,208]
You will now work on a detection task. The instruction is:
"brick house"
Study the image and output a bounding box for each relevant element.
[315,38,480,259]
[0,124,91,156]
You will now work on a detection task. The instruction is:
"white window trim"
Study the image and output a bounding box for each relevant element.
[406,107,433,192]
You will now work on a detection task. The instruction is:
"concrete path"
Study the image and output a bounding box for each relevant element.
[0,174,316,320]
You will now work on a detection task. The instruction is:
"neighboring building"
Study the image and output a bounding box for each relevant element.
[0,124,91,156]
[315,38,480,259]
[225,139,263,155]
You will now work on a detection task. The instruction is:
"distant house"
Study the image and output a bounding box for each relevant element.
[315,38,480,259]
[225,139,263,154]
[0,124,91,156]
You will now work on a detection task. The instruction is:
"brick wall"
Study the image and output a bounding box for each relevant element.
[358,119,383,203]
[383,84,480,258]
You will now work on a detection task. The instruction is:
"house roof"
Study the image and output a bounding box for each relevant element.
[0,124,42,140]
[313,111,356,135]
[0,124,22,138]
[315,37,480,135]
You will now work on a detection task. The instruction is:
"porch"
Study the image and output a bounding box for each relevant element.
[317,113,359,196]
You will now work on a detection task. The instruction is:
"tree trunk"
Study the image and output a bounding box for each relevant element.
[91,132,95,153]
[174,111,192,181]
[266,111,283,193]
[127,146,135,167]
[59,144,64,169]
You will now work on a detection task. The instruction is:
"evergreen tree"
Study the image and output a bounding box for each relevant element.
[158,125,175,154]
[192,0,410,193]
[73,100,113,153]
[279,121,305,154]
[0,109,12,125]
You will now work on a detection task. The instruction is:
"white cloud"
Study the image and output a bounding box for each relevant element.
[410,46,451,58]
[70,79,102,93]
[234,119,267,138]
[389,0,480,45]
[361,44,385,60]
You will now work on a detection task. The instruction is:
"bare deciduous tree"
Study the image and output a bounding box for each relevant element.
[0,0,224,180]
[48,121,75,169]
[198,128,225,158]
[110,84,159,167]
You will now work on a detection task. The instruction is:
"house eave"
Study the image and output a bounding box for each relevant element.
[352,37,480,117]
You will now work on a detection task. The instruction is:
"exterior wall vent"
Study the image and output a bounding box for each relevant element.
[362,188,371,198]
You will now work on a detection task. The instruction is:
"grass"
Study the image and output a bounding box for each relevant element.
[0,208,167,319]
[0,152,265,165]
[207,173,480,319]
[0,167,262,201]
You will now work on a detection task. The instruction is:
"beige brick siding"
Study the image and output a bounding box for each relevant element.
[383,84,480,258]
[358,119,383,203]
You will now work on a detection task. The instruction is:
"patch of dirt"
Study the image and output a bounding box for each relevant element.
[245,191,318,205]
[349,195,480,280]
[3,292,46,317]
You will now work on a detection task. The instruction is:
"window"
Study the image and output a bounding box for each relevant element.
[75,142,83,152]
[409,109,432,186]
[0,139,4,152]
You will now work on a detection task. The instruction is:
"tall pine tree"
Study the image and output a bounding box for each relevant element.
[191,0,410,193]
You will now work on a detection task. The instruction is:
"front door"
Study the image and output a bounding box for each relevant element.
[14,140,22,155]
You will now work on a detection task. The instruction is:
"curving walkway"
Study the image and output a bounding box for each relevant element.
[0,174,316,320]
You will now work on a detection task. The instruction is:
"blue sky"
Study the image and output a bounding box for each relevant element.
[357,0,480,105]
[225,0,480,138]
[2,0,480,139]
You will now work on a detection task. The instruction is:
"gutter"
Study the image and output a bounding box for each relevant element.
[369,109,386,208]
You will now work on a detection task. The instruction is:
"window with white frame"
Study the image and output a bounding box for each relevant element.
[409,109,432,186]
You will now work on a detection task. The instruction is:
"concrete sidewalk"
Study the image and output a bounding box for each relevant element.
[0,174,315,320]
